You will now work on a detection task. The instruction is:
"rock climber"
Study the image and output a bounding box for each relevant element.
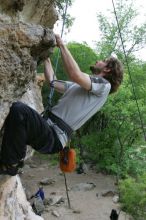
[0,34,124,176]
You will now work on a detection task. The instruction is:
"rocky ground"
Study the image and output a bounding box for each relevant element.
[21,154,133,220]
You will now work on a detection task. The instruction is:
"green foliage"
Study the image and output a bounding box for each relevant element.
[37,64,43,73]
[96,0,146,59]
[48,154,59,166]
[80,131,119,173]
[34,152,59,166]
[55,0,75,30]
[121,146,146,177]
[119,174,146,219]
[34,151,49,161]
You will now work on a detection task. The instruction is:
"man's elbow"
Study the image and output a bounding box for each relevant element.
[69,71,82,83]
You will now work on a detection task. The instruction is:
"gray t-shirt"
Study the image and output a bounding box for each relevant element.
[47,76,111,147]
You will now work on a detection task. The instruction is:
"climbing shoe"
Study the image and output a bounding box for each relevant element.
[0,163,19,176]
[17,159,25,174]
[17,159,24,168]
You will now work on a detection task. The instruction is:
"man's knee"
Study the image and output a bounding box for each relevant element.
[9,102,28,121]
[11,102,26,112]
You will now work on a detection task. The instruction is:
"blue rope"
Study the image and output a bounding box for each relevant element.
[48,0,69,106]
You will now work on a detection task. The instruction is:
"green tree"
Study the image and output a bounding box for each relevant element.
[96,0,146,60]
[55,0,75,30]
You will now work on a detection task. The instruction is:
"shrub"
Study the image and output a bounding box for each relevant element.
[119,173,146,219]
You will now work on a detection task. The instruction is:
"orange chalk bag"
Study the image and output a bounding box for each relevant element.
[59,146,76,173]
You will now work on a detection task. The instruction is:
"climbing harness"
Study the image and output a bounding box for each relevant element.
[112,0,146,141]
[49,111,73,139]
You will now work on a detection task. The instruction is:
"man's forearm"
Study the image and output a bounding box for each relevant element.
[59,44,81,81]
[44,59,55,83]
[55,34,91,90]
[44,58,65,93]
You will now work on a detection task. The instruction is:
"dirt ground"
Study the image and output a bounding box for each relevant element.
[21,154,132,220]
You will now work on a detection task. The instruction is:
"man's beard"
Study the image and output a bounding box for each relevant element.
[90,65,102,75]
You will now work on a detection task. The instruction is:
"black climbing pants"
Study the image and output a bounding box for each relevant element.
[0,102,62,165]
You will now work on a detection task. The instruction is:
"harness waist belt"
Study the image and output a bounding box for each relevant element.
[48,111,73,139]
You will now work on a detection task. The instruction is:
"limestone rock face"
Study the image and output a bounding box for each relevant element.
[0,0,58,219]
[0,176,43,220]
[0,0,58,27]
[0,21,56,128]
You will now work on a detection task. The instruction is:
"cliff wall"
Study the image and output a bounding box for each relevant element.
[0,1,58,219]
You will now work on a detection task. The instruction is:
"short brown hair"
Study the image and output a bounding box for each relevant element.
[104,57,124,94]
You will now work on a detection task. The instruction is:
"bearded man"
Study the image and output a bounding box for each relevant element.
[0,35,124,176]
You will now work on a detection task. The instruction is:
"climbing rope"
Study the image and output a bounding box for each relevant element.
[112,0,146,141]
[63,172,71,209]
[54,0,69,73]
[48,0,69,107]
[48,0,72,209]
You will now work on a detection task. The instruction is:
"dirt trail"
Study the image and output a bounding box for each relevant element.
[21,155,132,220]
